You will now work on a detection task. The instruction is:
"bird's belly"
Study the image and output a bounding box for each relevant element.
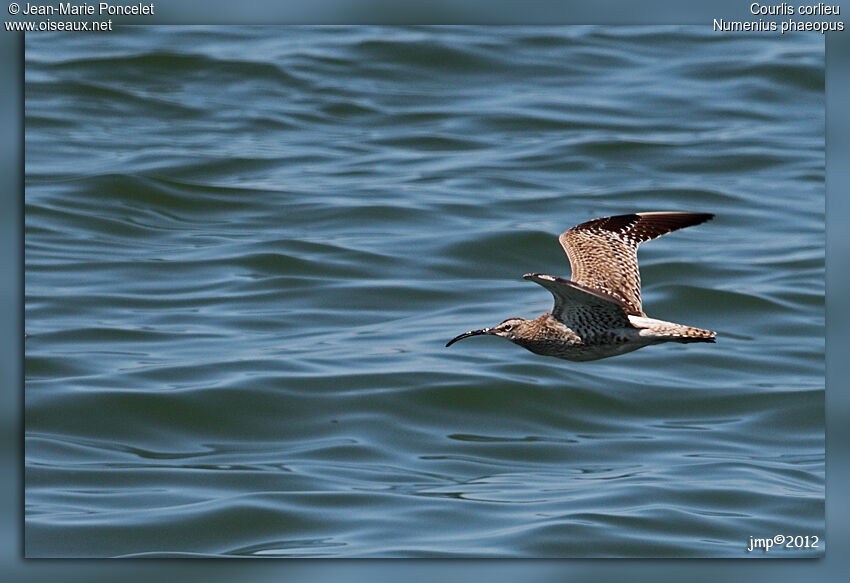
[518,329,649,362]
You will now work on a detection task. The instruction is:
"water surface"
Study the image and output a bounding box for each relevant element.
[25,26,824,557]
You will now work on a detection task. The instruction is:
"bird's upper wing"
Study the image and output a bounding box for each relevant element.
[557,212,713,316]
[523,273,632,332]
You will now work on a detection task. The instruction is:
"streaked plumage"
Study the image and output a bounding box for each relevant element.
[446,212,716,362]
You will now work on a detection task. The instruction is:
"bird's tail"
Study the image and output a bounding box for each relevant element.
[628,316,716,343]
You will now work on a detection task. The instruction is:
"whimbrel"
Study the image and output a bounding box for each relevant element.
[446,212,715,361]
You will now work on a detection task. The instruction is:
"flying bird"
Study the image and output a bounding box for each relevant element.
[446,212,715,361]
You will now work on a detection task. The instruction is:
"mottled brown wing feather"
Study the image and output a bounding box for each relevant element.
[558,212,713,316]
[523,273,632,332]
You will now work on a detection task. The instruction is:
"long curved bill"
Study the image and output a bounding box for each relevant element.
[446,328,493,347]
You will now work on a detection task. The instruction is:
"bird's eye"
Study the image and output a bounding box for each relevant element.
[503,324,513,331]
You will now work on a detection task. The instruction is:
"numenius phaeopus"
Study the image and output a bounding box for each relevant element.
[446,212,716,361]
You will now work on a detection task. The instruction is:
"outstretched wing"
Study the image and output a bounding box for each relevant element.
[523,273,632,333]
[558,212,713,316]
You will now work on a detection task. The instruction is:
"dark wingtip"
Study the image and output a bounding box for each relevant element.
[688,211,715,224]
[635,211,714,226]
[568,211,715,243]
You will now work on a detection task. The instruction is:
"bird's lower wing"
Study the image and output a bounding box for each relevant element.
[523,273,632,329]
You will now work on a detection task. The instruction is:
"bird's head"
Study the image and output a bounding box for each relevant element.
[446,317,529,347]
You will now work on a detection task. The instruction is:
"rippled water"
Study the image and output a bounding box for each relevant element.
[25,26,824,557]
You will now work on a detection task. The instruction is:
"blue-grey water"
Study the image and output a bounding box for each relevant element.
[24,26,824,558]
